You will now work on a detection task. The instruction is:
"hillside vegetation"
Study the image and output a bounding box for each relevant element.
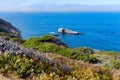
[0,18,120,79]
[24,35,99,63]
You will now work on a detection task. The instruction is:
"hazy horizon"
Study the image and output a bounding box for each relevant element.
[0,0,120,12]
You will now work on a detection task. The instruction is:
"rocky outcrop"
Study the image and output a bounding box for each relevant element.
[0,18,21,38]
[40,36,68,47]
[58,28,83,35]
[81,47,95,54]
[50,37,68,47]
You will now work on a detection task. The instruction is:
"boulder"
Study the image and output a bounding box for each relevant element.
[82,47,95,54]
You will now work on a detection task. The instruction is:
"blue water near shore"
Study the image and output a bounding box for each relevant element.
[0,12,120,51]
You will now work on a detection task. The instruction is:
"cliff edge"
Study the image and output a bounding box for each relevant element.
[0,18,21,38]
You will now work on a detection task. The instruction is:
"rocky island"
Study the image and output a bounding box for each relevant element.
[0,18,120,80]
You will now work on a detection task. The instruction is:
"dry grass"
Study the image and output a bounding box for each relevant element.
[44,53,120,80]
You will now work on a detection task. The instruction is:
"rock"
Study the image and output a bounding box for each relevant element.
[58,28,83,35]
[0,18,21,38]
[40,35,68,47]
[51,37,68,47]
[58,28,65,33]
[82,48,95,54]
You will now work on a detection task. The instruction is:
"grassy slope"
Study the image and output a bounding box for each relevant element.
[23,35,99,63]
[0,53,112,80]
[0,35,120,80]
[94,50,120,69]
[13,35,120,70]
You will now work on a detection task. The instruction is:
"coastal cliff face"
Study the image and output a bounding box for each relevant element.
[0,18,21,38]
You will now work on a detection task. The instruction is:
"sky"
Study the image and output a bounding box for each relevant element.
[0,0,120,12]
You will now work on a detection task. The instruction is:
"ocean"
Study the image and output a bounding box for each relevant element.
[0,12,120,51]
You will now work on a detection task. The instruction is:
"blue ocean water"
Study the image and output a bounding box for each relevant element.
[0,12,120,51]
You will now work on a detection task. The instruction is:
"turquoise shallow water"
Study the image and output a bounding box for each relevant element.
[0,12,120,51]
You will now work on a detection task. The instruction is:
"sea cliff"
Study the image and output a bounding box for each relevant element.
[0,18,21,38]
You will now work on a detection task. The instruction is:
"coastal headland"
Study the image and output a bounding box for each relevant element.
[0,18,120,80]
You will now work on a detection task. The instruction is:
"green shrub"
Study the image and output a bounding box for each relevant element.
[24,38,41,48]
[112,60,120,69]
[0,53,71,79]
[100,50,120,57]
[105,59,120,70]
[10,38,26,44]
[0,53,42,78]
[38,43,73,57]
[24,36,99,63]
[24,35,54,48]
[0,32,11,36]
[0,53,112,80]
[0,32,16,38]
[38,35,54,41]
[71,67,112,80]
